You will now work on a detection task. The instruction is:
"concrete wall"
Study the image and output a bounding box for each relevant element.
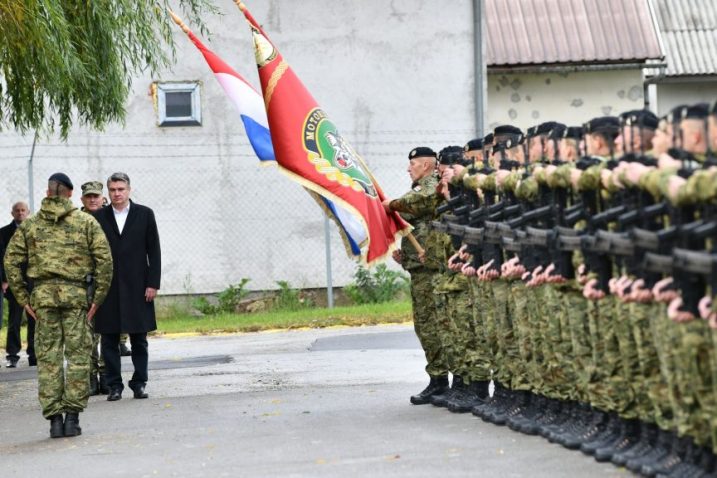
[0,0,477,294]
[487,69,646,129]
[653,79,717,116]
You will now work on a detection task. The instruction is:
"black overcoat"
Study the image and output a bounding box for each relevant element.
[93,201,161,334]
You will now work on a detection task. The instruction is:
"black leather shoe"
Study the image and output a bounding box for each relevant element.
[119,343,131,357]
[49,415,64,438]
[6,358,18,368]
[89,374,99,396]
[410,376,449,405]
[107,388,122,401]
[28,357,37,367]
[131,385,149,399]
[63,413,82,437]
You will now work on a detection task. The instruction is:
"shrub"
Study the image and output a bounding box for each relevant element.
[192,278,251,315]
[273,280,314,311]
[344,264,409,305]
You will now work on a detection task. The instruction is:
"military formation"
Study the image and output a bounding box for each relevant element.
[386,102,717,478]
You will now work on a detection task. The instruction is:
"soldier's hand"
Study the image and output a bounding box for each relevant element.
[1,281,7,293]
[382,199,392,212]
[145,287,158,302]
[24,304,37,321]
[87,303,98,323]
[392,249,402,263]
[418,250,426,263]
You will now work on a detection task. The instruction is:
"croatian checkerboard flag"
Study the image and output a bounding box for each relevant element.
[173,13,365,256]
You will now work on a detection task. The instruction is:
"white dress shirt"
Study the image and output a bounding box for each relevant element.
[113,203,130,234]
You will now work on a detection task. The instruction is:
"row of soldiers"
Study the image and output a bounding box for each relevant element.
[386,102,717,478]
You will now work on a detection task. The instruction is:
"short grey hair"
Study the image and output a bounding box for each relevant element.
[107,172,131,187]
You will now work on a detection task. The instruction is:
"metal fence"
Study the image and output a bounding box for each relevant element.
[0,127,473,296]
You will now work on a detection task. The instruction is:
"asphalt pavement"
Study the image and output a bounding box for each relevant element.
[0,324,624,477]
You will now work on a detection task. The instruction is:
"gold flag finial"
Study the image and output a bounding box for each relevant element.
[167,9,191,35]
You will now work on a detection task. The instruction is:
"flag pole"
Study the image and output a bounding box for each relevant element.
[406,233,425,262]
[168,9,190,33]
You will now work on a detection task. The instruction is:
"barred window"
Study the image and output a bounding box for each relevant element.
[156,82,202,127]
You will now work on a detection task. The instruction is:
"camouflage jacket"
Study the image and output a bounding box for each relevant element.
[390,174,442,271]
[3,196,113,308]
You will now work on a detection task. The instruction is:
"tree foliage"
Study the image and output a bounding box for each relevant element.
[0,0,218,138]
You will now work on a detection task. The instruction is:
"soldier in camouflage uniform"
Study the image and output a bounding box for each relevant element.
[80,180,108,396]
[4,173,113,438]
[383,147,448,404]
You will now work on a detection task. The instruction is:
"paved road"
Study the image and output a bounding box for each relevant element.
[0,325,623,477]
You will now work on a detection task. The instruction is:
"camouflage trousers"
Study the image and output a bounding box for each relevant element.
[467,278,493,382]
[673,317,714,447]
[510,281,536,392]
[35,307,93,418]
[584,297,627,413]
[91,333,105,376]
[472,279,500,377]
[492,280,518,388]
[652,307,681,432]
[410,269,449,377]
[540,284,577,401]
[629,302,664,425]
[564,287,591,403]
[612,298,640,419]
[445,288,489,383]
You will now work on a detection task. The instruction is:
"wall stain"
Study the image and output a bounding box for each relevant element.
[508,108,518,120]
[601,106,613,115]
[510,93,521,103]
[627,85,643,101]
[531,110,540,119]
[571,98,584,107]
[617,90,626,99]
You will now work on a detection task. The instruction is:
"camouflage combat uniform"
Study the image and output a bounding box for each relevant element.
[4,196,113,418]
[390,173,447,378]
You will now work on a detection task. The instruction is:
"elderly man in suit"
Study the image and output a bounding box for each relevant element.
[1,201,35,368]
[93,172,161,401]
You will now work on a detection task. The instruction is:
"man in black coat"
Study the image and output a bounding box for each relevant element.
[1,201,35,368]
[93,173,161,401]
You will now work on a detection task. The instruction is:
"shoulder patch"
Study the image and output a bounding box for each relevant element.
[413,185,422,192]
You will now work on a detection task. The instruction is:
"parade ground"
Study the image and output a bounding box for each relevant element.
[0,324,622,477]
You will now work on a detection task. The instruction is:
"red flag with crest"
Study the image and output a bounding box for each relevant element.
[237,2,410,265]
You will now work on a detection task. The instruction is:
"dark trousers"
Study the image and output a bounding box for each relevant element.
[6,294,35,361]
[101,333,148,391]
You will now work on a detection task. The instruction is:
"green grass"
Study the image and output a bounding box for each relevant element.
[153,300,412,336]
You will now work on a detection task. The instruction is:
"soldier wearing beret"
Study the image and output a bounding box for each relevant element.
[3,173,113,438]
[383,147,450,404]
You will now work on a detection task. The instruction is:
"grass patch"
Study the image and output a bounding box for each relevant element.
[153,300,412,336]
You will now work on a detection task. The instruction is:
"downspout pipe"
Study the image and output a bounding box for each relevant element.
[473,0,487,137]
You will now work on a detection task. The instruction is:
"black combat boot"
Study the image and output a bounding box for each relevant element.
[472,381,502,419]
[89,373,99,396]
[655,438,705,478]
[641,434,691,477]
[612,421,659,467]
[410,375,449,405]
[448,380,489,413]
[535,398,565,438]
[551,402,594,447]
[484,387,520,426]
[431,375,464,408]
[63,412,82,437]
[626,428,674,473]
[499,390,531,429]
[594,418,641,462]
[581,412,622,456]
[565,408,610,451]
[507,392,542,435]
[49,415,64,439]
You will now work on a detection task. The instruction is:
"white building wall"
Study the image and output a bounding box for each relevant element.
[654,80,717,116]
[487,69,646,129]
[0,0,477,294]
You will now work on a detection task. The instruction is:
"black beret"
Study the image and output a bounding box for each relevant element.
[438,145,464,165]
[621,109,659,130]
[464,138,484,152]
[584,116,620,135]
[562,126,584,140]
[494,125,522,137]
[547,124,567,140]
[528,121,564,138]
[49,172,73,190]
[682,103,710,120]
[483,133,494,145]
[408,147,437,160]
